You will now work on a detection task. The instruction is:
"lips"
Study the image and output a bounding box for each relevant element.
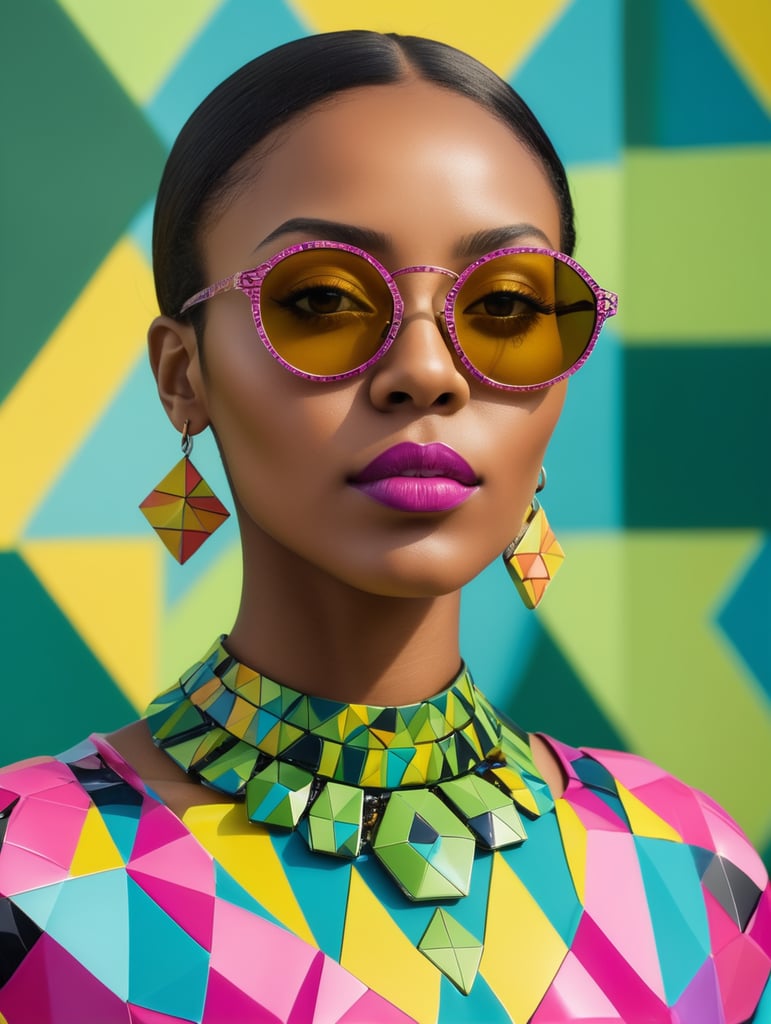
[350,442,479,512]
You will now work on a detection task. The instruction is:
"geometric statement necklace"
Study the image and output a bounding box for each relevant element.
[146,636,553,896]
[145,637,553,992]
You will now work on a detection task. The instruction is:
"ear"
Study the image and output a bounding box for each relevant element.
[147,315,209,435]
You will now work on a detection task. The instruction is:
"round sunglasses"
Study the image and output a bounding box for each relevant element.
[180,241,618,391]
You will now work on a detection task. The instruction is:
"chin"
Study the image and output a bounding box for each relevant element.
[335,550,495,600]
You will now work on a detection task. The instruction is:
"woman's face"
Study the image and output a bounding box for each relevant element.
[186,79,566,597]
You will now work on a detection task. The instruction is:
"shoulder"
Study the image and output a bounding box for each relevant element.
[542,738,771,1018]
[0,740,140,888]
[0,751,79,805]
[0,738,106,795]
[570,742,767,882]
[550,740,770,996]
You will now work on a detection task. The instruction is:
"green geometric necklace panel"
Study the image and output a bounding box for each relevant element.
[146,636,553,912]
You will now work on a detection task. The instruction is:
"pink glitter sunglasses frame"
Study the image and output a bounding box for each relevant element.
[180,240,618,392]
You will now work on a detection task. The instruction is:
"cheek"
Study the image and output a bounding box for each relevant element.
[483,384,566,532]
[494,383,566,476]
[202,333,353,501]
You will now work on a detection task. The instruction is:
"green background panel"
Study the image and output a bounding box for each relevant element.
[0,0,166,402]
[623,149,771,341]
[625,347,771,526]
[0,552,135,761]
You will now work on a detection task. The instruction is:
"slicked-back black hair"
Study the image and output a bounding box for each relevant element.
[153,30,576,323]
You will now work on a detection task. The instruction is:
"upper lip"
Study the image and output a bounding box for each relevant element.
[351,442,479,485]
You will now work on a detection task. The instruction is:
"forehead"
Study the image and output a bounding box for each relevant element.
[202,79,562,271]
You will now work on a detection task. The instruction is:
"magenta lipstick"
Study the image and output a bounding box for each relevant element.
[350,442,479,512]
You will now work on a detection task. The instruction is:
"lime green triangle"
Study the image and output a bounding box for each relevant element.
[161,541,242,685]
[568,166,621,304]
[418,909,481,994]
[422,946,464,985]
[537,533,625,729]
[58,0,219,103]
[419,908,452,950]
[623,533,771,845]
[442,910,482,953]
[454,946,483,993]
[625,149,771,342]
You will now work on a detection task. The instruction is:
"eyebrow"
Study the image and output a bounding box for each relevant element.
[256,218,391,252]
[455,224,554,256]
[256,218,554,258]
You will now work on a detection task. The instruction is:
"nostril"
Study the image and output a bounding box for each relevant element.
[388,391,410,405]
[435,393,452,407]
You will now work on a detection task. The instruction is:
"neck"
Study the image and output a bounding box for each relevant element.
[226,533,463,707]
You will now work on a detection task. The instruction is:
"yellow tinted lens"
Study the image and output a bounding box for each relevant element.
[260,249,394,375]
[454,253,597,386]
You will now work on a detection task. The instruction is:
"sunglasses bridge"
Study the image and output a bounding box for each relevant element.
[387,264,459,339]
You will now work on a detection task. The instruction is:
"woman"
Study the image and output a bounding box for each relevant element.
[0,31,768,1024]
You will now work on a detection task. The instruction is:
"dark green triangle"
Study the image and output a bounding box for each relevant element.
[505,625,628,751]
[0,0,166,402]
[0,552,135,763]
[625,347,771,528]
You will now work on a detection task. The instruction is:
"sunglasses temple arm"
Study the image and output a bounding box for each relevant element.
[179,272,242,315]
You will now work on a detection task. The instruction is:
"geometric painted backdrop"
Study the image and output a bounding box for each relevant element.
[1,0,769,868]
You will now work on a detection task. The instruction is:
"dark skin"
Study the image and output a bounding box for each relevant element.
[109,80,568,810]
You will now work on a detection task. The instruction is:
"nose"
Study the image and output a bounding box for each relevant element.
[368,275,470,413]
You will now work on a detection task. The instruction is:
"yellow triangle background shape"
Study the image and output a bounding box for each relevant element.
[480,852,567,1021]
[340,869,440,1023]
[690,0,771,110]
[20,537,162,711]
[292,0,571,77]
[0,239,155,548]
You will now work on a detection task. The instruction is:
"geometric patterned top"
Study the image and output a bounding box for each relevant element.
[1,718,769,1021]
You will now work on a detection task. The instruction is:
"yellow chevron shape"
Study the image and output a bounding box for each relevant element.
[691,0,771,111]
[480,852,567,1020]
[293,0,571,77]
[20,537,162,712]
[340,869,440,1024]
[0,239,155,548]
[182,801,316,947]
[58,0,219,104]
[554,798,588,905]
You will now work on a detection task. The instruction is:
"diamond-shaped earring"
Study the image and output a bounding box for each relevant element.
[502,469,564,609]
[139,421,230,564]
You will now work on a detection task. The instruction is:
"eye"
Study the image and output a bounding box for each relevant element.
[292,286,364,315]
[464,290,554,320]
[275,275,376,319]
